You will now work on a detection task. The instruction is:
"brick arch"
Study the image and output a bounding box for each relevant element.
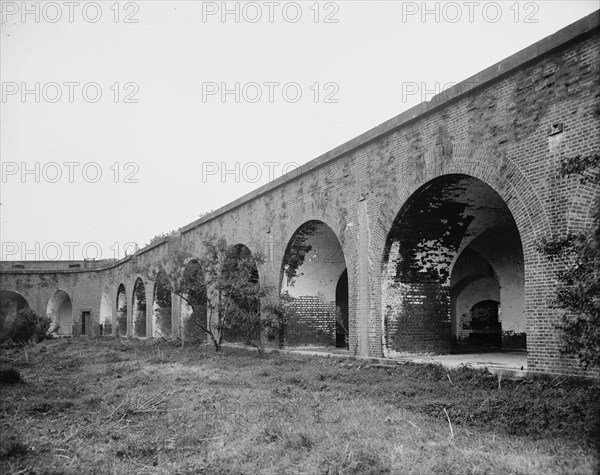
[0,290,31,332]
[376,152,551,268]
[178,255,211,306]
[149,267,173,338]
[131,276,150,337]
[98,284,113,332]
[0,289,30,309]
[114,282,128,336]
[373,151,552,356]
[46,288,74,336]
[228,226,264,254]
[115,282,127,303]
[147,266,173,300]
[225,227,266,282]
[276,211,360,353]
[277,211,357,276]
[277,211,358,299]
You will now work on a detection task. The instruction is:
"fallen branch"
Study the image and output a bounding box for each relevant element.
[407,420,421,431]
[443,408,454,439]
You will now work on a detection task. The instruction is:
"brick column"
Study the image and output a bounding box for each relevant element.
[357,197,370,356]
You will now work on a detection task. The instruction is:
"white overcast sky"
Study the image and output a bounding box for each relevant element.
[1,0,598,261]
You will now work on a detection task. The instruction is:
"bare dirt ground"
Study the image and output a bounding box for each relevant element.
[1,338,598,474]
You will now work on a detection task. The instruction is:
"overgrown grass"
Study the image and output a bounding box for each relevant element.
[0,338,598,474]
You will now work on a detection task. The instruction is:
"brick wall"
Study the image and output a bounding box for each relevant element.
[284,296,336,347]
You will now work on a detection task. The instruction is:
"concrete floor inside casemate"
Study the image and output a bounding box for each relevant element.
[286,347,528,378]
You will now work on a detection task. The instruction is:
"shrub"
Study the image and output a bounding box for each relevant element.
[225,303,280,353]
[0,367,22,384]
[102,322,113,336]
[134,317,146,337]
[1,308,54,344]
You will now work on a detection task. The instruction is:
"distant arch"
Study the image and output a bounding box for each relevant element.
[99,286,113,335]
[132,278,147,338]
[153,270,172,338]
[180,259,208,342]
[116,284,127,336]
[46,290,73,336]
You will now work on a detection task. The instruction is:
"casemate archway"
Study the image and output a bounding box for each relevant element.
[99,286,113,335]
[382,174,526,356]
[280,220,348,348]
[153,270,172,338]
[180,259,208,342]
[46,290,73,336]
[116,284,127,336]
[132,278,147,338]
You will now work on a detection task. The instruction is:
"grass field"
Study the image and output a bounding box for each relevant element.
[1,338,598,474]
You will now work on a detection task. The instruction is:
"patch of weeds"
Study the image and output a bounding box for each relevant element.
[55,355,82,371]
[104,388,175,422]
[271,385,294,398]
[284,432,314,450]
[104,352,126,364]
[115,440,158,460]
[285,375,304,387]
[82,394,103,409]
[0,434,28,460]
[260,424,282,443]
[147,354,171,365]
[0,367,22,384]
[31,399,74,414]
[31,402,52,413]
[321,444,391,475]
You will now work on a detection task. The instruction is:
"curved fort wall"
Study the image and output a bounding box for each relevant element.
[2,12,599,377]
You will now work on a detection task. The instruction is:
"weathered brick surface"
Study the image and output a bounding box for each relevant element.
[1,14,599,377]
[284,296,336,347]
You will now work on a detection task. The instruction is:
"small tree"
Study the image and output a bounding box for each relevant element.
[219,244,278,353]
[538,153,600,369]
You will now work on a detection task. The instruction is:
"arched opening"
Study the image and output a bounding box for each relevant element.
[153,270,172,338]
[468,300,501,348]
[99,287,113,336]
[116,284,127,336]
[46,290,73,336]
[0,290,30,334]
[181,259,208,342]
[221,244,261,343]
[133,278,147,338]
[280,220,348,348]
[382,174,525,356]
